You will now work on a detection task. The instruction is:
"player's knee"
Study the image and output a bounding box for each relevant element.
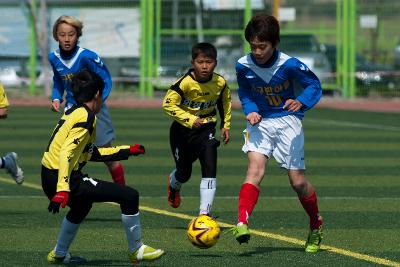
[120,186,139,214]
[66,205,92,224]
[176,169,191,183]
[291,180,308,196]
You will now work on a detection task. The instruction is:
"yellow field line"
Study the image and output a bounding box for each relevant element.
[1,177,399,267]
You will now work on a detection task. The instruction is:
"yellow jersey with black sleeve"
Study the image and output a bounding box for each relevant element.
[0,83,9,108]
[162,69,232,129]
[41,104,131,192]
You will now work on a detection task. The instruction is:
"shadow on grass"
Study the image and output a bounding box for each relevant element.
[237,246,328,257]
[238,246,305,257]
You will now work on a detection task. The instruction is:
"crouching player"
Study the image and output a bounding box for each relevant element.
[41,69,164,265]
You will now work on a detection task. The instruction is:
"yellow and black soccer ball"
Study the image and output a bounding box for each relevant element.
[187,215,220,249]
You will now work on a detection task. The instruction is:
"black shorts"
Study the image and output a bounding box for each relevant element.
[41,166,139,223]
[169,121,220,182]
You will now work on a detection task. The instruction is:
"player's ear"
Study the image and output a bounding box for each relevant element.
[94,90,100,100]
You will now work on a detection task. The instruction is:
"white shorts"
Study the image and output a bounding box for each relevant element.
[242,115,305,170]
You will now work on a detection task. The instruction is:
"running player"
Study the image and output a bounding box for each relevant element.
[162,42,232,216]
[231,14,323,253]
[0,82,24,184]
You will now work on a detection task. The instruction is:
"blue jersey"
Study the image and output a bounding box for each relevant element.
[49,46,112,105]
[236,50,322,119]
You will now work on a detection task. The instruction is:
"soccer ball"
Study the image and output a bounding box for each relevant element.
[187,215,220,249]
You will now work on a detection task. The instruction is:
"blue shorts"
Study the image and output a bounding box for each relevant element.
[95,103,116,146]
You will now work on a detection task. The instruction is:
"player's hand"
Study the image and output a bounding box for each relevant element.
[246,112,262,125]
[282,99,303,112]
[48,191,69,213]
[220,128,230,145]
[130,144,145,156]
[51,100,60,112]
[192,118,204,128]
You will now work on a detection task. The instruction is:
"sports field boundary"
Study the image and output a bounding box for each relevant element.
[1,176,399,267]
[8,96,400,113]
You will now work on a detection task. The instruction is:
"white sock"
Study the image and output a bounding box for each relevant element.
[0,157,3,168]
[121,213,143,253]
[54,217,80,257]
[199,177,216,215]
[169,169,182,190]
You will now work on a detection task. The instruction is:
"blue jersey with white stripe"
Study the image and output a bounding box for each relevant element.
[49,46,112,105]
[236,50,322,119]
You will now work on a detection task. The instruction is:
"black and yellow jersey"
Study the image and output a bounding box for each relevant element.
[41,104,130,192]
[162,69,232,129]
[0,83,9,108]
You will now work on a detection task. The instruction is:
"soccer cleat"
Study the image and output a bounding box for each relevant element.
[47,250,87,264]
[167,175,181,208]
[3,152,24,184]
[231,223,251,244]
[305,224,323,253]
[130,244,165,265]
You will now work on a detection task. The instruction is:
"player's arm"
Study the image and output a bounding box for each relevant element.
[288,58,322,111]
[0,83,9,119]
[217,82,232,144]
[162,87,198,128]
[50,64,65,112]
[85,54,112,101]
[236,63,259,116]
[90,146,130,161]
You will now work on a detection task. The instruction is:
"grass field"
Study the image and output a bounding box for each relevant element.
[1,106,400,266]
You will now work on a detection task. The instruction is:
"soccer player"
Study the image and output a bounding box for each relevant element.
[42,69,164,265]
[162,42,232,216]
[231,14,323,253]
[0,82,24,184]
[49,15,126,185]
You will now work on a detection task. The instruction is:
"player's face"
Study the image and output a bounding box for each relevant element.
[56,23,78,51]
[93,91,103,114]
[191,53,217,82]
[249,37,276,65]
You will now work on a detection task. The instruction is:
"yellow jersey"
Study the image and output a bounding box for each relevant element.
[42,105,130,192]
[0,83,9,108]
[163,70,232,129]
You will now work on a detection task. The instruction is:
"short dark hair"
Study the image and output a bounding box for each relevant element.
[191,42,217,60]
[72,69,104,104]
[245,14,280,46]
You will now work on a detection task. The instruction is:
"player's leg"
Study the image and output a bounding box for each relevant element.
[232,151,266,244]
[79,177,164,263]
[96,104,126,185]
[1,152,24,184]
[103,156,125,185]
[167,122,194,208]
[275,115,323,252]
[289,170,323,252]
[198,126,220,216]
[42,169,88,264]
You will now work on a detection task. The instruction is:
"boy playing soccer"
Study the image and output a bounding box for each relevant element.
[49,15,126,185]
[231,14,323,253]
[162,42,232,216]
[0,82,24,184]
[42,69,164,264]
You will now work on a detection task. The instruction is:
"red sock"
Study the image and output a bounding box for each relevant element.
[111,163,125,185]
[238,183,260,225]
[299,191,322,230]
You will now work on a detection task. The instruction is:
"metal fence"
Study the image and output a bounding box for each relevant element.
[0,0,399,98]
